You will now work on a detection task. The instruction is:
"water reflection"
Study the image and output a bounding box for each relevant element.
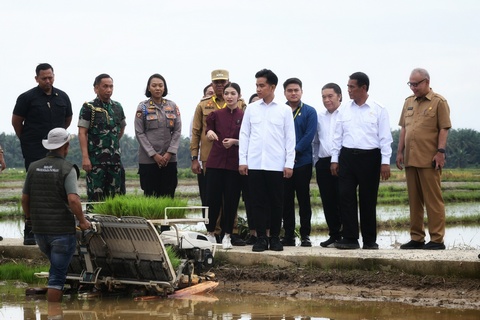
[1,288,479,319]
[3,203,479,249]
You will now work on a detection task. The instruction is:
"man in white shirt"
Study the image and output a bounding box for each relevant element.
[330,72,392,250]
[312,83,343,248]
[239,69,296,252]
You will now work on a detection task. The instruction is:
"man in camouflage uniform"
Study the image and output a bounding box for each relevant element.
[78,74,126,207]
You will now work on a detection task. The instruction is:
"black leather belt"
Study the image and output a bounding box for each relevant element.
[341,147,379,155]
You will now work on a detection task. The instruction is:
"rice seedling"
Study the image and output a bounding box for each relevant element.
[92,195,188,219]
[0,262,49,283]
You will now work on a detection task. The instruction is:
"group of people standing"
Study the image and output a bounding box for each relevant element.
[2,64,451,301]
[190,67,451,253]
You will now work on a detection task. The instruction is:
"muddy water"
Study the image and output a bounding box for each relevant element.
[1,284,479,320]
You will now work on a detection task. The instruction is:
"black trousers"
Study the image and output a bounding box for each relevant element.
[338,148,381,243]
[283,163,312,238]
[315,157,342,239]
[241,175,255,230]
[248,170,284,238]
[205,168,241,235]
[138,162,178,198]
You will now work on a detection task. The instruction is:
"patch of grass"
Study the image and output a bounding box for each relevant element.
[0,168,27,180]
[92,195,188,219]
[0,262,49,283]
[165,245,182,270]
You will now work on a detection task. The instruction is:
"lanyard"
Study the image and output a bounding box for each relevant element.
[212,96,226,109]
[293,102,303,120]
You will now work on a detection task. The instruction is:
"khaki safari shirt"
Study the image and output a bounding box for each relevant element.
[190,95,246,162]
[399,89,451,168]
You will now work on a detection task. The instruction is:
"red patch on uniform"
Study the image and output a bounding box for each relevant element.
[136,112,142,118]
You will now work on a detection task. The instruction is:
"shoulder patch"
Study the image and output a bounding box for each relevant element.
[136,111,142,118]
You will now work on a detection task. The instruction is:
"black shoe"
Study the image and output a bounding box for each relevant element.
[400,240,425,250]
[362,242,379,250]
[269,237,284,251]
[0,236,3,241]
[280,237,296,246]
[423,241,446,250]
[300,236,312,247]
[252,237,269,252]
[334,238,360,250]
[320,237,339,248]
[24,221,36,245]
[230,234,246,246]
[23,233,36,245]
[245,235,257,245]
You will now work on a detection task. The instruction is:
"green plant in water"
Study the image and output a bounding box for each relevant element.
[0,262,49,283]
[92,195,188,219]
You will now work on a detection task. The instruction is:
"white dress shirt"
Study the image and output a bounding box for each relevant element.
[331,97,392,164]
[312,106,341,163]
[239,99,296,171]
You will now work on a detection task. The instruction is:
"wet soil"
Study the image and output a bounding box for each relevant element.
[3,257,480,310]
[212,264,480,310]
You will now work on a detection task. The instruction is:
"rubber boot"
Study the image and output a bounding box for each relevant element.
[23,219,36,245]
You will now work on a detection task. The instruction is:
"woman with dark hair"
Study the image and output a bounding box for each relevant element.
[248,93,260,103]
[134,74,182,197]
[204,82,244,249]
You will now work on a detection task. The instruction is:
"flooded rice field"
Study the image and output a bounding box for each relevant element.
[1,203,479,249]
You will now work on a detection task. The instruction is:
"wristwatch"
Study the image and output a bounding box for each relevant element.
[437,148,446,153]
[191,156,198,161]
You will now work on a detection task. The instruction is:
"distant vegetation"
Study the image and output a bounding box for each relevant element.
[1,128,480,169]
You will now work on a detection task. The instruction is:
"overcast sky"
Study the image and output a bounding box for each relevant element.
[1,0,479,140]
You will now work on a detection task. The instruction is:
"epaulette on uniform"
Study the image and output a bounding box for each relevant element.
[405,94,415,101]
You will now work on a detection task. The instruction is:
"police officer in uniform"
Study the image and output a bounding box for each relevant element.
[78,74,126,207]
[135,73,182,197]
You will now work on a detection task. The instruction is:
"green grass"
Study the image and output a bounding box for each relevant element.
[165,245,182,270]
[0,262,49,283]
[92,195,188,219]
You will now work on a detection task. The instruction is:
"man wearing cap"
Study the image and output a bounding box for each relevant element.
[21,128,91,302]
[78,74,126,207]
[12,63,73,245]
[190,69,246,245]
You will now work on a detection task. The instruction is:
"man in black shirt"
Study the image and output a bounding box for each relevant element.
[12,63,73,245]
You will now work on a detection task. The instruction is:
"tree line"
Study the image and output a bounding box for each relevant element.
[1,128,479,170]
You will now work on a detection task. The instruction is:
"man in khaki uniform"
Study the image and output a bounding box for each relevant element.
[190,69,246,245]
[396,68,451,250]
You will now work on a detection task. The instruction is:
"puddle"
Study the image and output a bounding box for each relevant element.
[0,285,479,319]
